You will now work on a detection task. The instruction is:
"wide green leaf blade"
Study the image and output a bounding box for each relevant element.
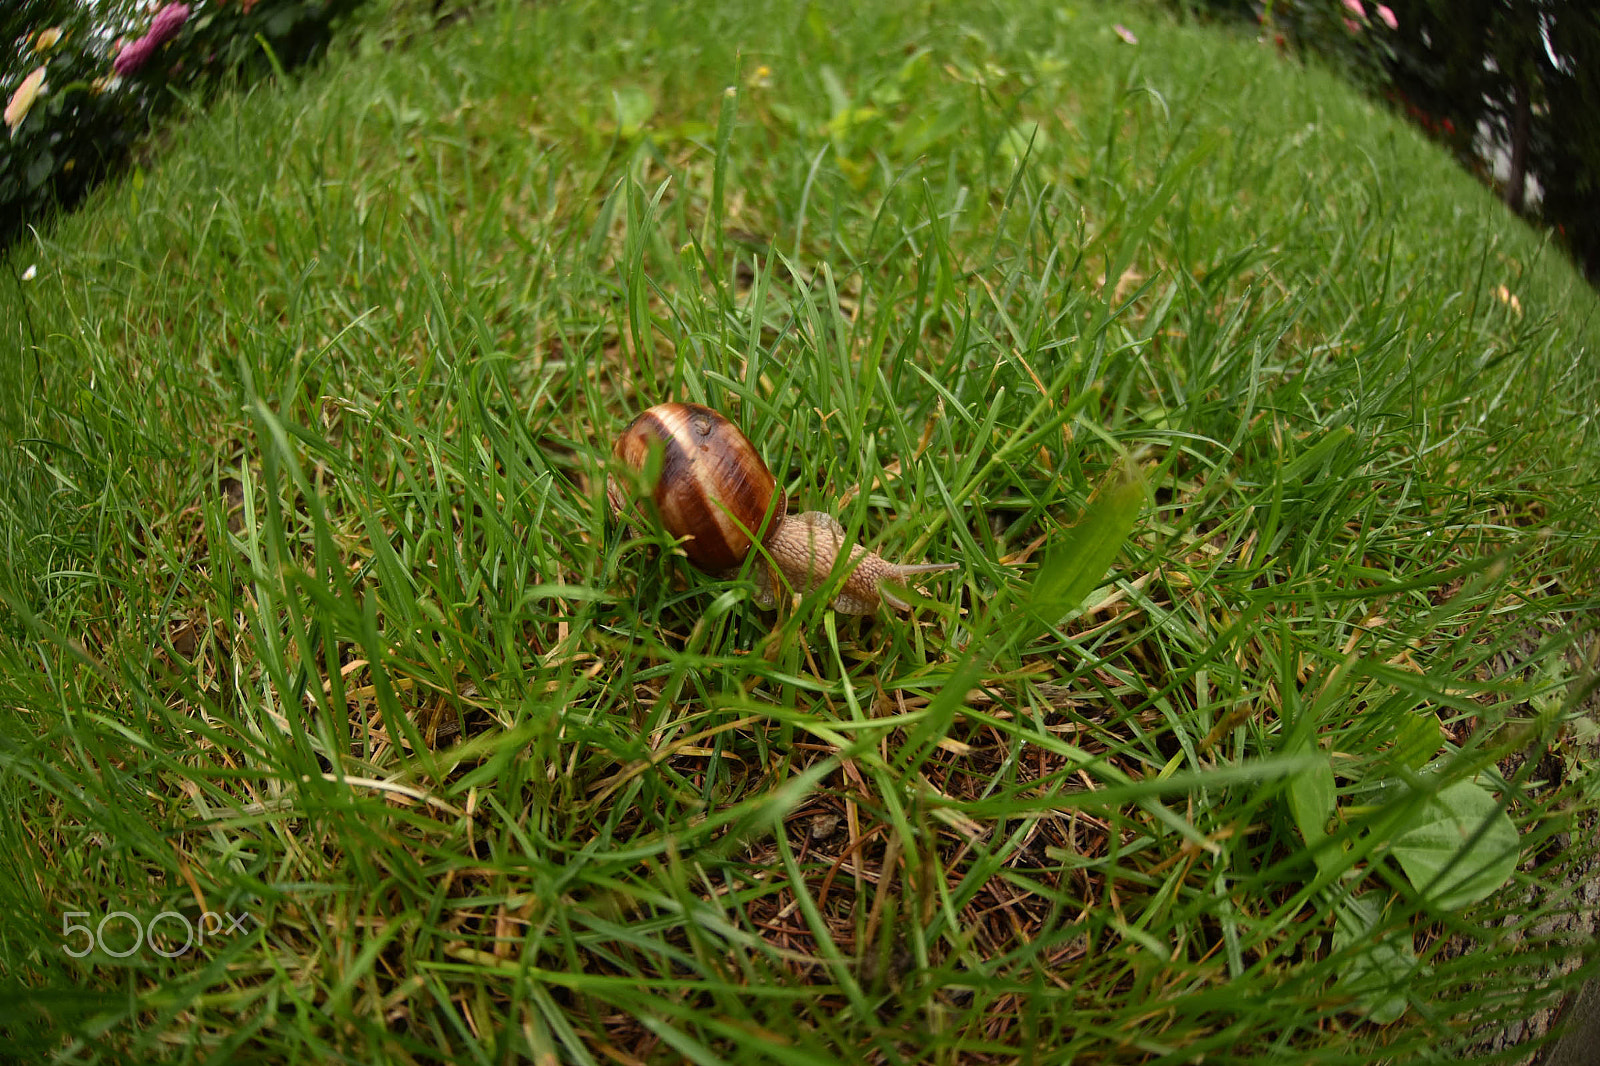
[1284,741,1340,878]
[1390,779,1519,911]
[1019,459,1146,636]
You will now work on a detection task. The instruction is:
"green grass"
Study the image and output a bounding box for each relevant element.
[3,0,1599,1061]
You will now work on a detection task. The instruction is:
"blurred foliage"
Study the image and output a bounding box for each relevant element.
[1381,0,1600,280]
[1175,0,1600,284]
[7,0,1597,282]
[2,0,366,253]
[1183,0,1400,91]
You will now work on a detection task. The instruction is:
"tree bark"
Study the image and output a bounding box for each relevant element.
[1504,77,1532,213]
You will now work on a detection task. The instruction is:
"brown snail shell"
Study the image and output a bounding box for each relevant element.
[608,402,955,614]
[609,402,784,571]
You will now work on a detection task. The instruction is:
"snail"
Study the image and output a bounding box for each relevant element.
[607,403,956,614]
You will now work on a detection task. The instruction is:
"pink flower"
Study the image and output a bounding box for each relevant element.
[1374,4,1398,29]
[113,35,158,75]
[1343,17,1361,32]
[4,66,48,131]
[112,3,190,76]
[1342,0,1366,16]
[147,3,191,47]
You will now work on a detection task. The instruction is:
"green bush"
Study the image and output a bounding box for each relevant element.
[1,0,365,251]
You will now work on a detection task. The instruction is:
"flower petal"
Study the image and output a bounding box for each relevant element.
[147,3,192,47]
[113,36,159,76]
[4,66,48,131]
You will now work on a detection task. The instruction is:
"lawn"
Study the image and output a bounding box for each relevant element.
[2,0,1598,1061]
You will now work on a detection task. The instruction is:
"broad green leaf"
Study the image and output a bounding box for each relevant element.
[1021,460,1145,636]
[612,86,656,137]
[1285,741,1339,877]
[901,462,1143,774]
[1281,424,1356,485]
[824,105,882,140]
[891,101,967,158]
[1390,711,1444,770]
[1390,779,1518,911]
[25,149,54,190]
[999,120,1048,164]
[1332,896,1415,1023]
[266,8,297,36]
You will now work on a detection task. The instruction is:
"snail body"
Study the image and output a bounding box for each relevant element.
[608,403,955,614]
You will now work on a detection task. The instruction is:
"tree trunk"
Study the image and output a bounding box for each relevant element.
[1504,78,1531,213]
